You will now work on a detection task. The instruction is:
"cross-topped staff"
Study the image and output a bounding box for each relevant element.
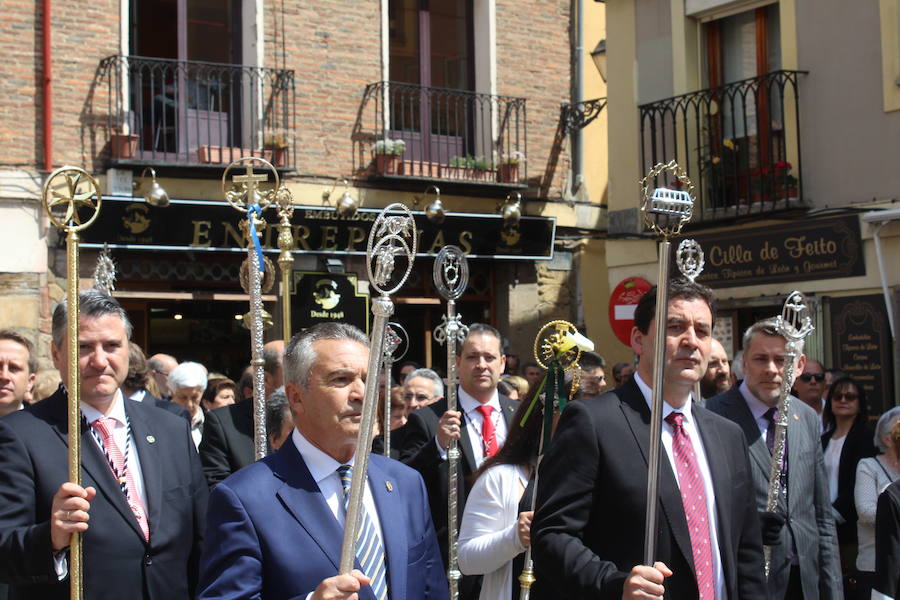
[222,157,279,460]
[764,291,814,575]
[676,239,706,403]
[518,320,593,600]
[41,166,104,600]
[432,244,470,600]
[381,321,408,457]
[274,184,295,341]
[339,203,417,575]
[639,160,694,566]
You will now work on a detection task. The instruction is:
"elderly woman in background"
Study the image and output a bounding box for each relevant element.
[853,406,900,599]
[202,378,237,412]
[168,361,208,448]
[820,375,877,573]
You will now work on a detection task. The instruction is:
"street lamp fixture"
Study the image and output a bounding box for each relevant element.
[136,167,170,207]
[500,192,522,226]
[323,177,358,218]
[591,39,607,83]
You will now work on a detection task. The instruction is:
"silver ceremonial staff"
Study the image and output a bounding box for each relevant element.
[42,166,104,600]
[639,161,694,566]
[382,322,408,457]
[339,203,417,575]
[675,239,706,403]
[433,245,470,600]
[764,291,813,576]
[222,157,278,460]
[518,321,593,600]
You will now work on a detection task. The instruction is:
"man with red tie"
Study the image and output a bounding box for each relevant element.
[531,280,767,600]
[402,323,518,600]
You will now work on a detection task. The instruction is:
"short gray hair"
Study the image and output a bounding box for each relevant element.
[403,368,444,398]
[742,317,804,356]
[167,361,208,393]
[284,323,369,389]
[263,345,283,375]
[266,386,292,440]
[52,290,133,347]
[874,407,900,453]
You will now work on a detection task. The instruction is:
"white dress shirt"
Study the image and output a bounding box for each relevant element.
[634,373,726,600]
[458,463,528,600]
[739,380,778,442]
[436,387,509,469]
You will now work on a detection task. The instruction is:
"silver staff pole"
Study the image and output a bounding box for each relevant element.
[518,322,593,600]
[639,161,695,566]
[42,167,104,600]
[340,203,417,575]
[764,291,814,576]
[675,239,706,404]
[222,157,279,460]
[382,322,408,457]
[433,245,470,600]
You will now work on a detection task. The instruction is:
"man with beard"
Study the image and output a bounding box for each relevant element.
[700,338,733,399]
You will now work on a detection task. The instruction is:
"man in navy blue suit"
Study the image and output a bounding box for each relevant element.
[199,322,448,600]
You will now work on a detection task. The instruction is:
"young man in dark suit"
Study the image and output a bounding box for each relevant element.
[532,279,767,600]
[401,323,517,595]
[0,290,208,599]
[707,318,843,599]
[199,322,447,600]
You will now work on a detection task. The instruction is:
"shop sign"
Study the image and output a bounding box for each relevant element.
[80,197,556,261]
[673,216,864,288]
[291,271,370,334]
[608,277,652,346]
[830,295,894,414]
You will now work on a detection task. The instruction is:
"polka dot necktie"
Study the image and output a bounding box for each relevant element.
[337,465,388,600]
[665,412,715,600]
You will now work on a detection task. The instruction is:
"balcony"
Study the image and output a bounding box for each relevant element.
[353,81,527,190]
[639,70,808,223]
[99,55,295,170]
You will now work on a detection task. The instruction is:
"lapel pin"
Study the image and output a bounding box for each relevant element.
[146,435,156,443]
[385,481,393,492]
[793,414,799,420]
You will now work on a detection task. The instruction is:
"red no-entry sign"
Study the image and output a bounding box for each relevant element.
[608,277,652,346]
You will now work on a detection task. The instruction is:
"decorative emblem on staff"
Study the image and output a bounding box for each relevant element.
[273,184,295,341]
[92,243,117,295]
[222,157,279,460]
[339,203,417,575]
[676,238,705,403]
[381,321,408,457]
[517,320,593,600]
[42,166,104,600]
[764,290,813,575]
[639,160,694,567]
[432,244,470,600]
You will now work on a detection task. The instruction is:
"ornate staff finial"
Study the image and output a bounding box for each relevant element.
[92,243,117,295]
[640,160,694,240]
[676,239,704,282]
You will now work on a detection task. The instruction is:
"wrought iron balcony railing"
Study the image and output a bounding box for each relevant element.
[99,55,296,168]
[353,81,527,186]
[639,70,807,222]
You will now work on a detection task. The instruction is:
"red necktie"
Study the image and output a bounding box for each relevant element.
[476,404,498,458]
[665,412,715,600]
[92,417,150,541]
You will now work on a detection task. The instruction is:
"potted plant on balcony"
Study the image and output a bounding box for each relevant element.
[372,138,406,175]
[110,129,139,159]
[445,155,475,180]
[773,161,799,200]
[698,138,739,208]
[471,155,496,182]
[263,132,290,167]
[497,150,525,183]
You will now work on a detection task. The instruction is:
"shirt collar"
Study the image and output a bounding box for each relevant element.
[634,371,695,424]
[739,380,774,420]
[458,385,501,416]
[128,389,147,402]
[81,389,126,426]
[291,428,354,485]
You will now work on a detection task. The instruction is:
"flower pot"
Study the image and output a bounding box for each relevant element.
[374,153,401,175]
[266,146,288,168]
[111,133,139,159]
[498,163,519,183]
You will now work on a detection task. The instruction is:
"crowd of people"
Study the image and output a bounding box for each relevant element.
[0,285,898,600]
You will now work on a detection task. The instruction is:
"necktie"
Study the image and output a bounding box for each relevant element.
[91,417,150,541]
[665,412,715,600]
[337,465,388,600]
[763,406,777,454]
[476,404,498,458]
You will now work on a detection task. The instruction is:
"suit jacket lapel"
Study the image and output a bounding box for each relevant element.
[368,460,406,600]
[272,439,344,571]
[126,400,162,535]
[618,384,696,576]
[723,389,772,477]
[455,394,478,473]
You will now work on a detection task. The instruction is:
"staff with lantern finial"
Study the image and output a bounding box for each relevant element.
[222,157,279,460]
[381,322,408,457]
[273,183,295,341]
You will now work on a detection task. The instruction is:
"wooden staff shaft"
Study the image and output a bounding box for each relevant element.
[66,230,83,600]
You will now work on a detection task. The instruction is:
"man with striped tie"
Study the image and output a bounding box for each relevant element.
[198,322,448,600]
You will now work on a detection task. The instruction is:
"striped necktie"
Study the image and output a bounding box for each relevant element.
[337,465,389,600]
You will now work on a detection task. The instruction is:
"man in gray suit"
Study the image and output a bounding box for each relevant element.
[708,317,842,600]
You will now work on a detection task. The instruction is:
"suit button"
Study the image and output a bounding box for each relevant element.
[144,554,153,566]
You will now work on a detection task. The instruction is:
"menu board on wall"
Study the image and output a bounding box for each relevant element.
[830,295,895,414]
